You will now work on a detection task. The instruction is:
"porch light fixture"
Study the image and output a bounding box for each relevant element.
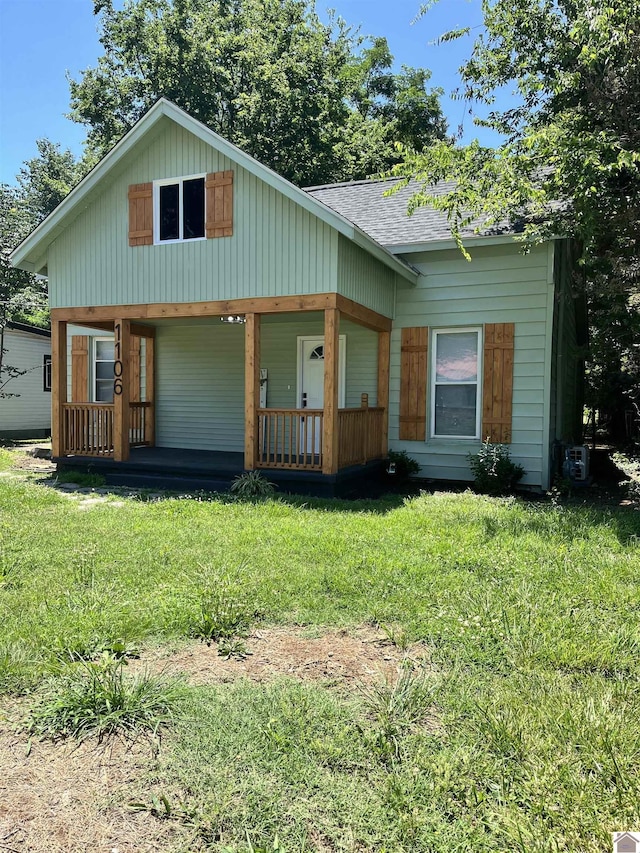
[220,315,246,324]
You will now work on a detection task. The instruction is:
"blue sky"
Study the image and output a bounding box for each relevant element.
[0,0,500,186]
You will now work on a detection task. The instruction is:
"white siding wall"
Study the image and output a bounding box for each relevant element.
[390,242,555,489]
[0,328,51,435]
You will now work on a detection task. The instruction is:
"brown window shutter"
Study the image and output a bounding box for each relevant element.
[399,327,428,441]
[71,335,89,402]
[205,170,233,238]
[482,323,515,443]
[130,336,141,402]
[128,183,153,246]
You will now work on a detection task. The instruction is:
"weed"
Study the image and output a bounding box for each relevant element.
[218,636,252,660]
[28,652,183,741]
[360,665,438,764]
[191,580,252,645]
[380,623,411,651]
[468,440,525,494]
[231,471,275,499]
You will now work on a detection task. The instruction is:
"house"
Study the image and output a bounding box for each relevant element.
[614,833,640,853]
[9,99,584,494]
[0,321,51,440]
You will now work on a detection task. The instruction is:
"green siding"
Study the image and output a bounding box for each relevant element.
[155,321,245,452]
[261,314,378,408]
[48,120,339,309]
[389,242,554,489]
[337,235,397,317]
[153,314,377,452]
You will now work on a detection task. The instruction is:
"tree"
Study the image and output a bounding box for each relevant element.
[0,185,47,396]
[18,139,85,224]
[68,0,448,186]
[0,142,81,396]
[401,1,640,439]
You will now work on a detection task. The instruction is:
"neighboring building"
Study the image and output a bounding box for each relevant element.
[0,322,51,440]
[9,99,585,494]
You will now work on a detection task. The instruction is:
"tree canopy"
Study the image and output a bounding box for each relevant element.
[403,0,640,432]
[68,0,448,186]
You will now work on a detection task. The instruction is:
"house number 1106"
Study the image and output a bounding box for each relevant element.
[113,322,124,396]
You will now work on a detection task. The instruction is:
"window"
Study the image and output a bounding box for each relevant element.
[154,175,205,243]
[94,339,115,402]
[43,355,51,392]
[431,328,481,439]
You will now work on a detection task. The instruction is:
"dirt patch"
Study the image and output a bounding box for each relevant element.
[6,456,56,476]
[134,625,425,687]
[0,708,183,853]
[0,628,426,852]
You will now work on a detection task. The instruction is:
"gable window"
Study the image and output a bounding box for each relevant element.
[431,328,481,439]
[155,175,205,243]
[43,355,52,392]
[94,338,115,402]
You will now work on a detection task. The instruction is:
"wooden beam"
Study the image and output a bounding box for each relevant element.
[322,308,340,475]
[51,293,338,324]
[377,330,391,458]
[51,319,67,457]
[244,313,261,470]
[335,294,392,332]
[145,336,156,447]
[113,318,131,462]
[67,319,156,338]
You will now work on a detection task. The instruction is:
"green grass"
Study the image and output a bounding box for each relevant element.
[1,462,639,850]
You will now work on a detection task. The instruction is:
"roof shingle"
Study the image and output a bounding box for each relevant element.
[304,177,515,248]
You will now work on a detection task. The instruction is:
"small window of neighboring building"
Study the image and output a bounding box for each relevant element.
[94,338,115,402]
[431,328,482,439]
[43,355,52,392]
[155,175,205,243]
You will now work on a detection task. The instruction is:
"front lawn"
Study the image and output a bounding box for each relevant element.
[0,447,638,851]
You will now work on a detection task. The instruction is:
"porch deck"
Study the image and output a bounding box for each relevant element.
[55,446,385,498]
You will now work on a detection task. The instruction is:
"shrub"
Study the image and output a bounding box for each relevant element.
[230,471,275,499]
[386,450,421,481]
[468,440,525,494]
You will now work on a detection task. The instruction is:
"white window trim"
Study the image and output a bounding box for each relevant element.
[430,326,483,440]
[93,336,115,403]
[153,173,207,245]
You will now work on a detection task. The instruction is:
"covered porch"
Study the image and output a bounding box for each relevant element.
[50,293,391,486]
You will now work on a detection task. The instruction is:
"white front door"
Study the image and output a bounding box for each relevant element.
[297,336,346,454]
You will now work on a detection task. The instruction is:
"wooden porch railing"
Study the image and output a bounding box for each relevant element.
[61,402,153,456]
[338,407,385,468]
[62,403,114,456]
[257,409,324,470]
[256,405,386,471]
[130,401,152,447]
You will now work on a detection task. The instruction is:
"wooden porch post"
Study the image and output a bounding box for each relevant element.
[51,319,67,457]
[377,329,391,458]
[244,313,261,469]
[113,319,131,461]
[322,307,340,474]
[145,335,156,446]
